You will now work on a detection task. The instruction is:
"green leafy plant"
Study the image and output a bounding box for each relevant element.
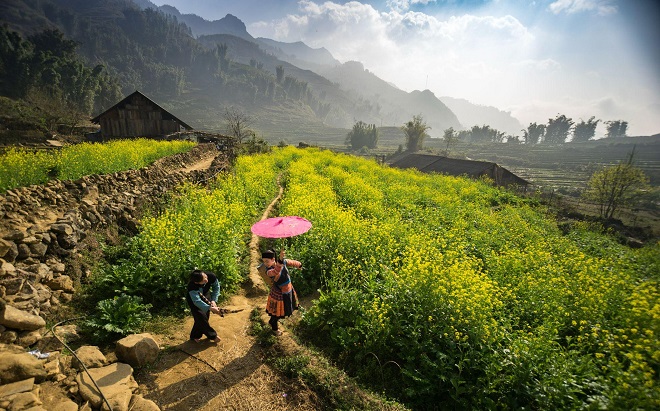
[83,294,152,341]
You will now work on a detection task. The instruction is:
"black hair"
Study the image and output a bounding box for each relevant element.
[261,250,276,259]
[190,270,205,283]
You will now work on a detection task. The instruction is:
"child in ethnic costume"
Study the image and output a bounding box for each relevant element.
[186,270,221,343]
[261,249,301,336]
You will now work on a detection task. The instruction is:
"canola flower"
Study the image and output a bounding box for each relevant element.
[0,139,195,192]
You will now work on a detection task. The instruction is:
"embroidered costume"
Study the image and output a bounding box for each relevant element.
[265,258,301,330]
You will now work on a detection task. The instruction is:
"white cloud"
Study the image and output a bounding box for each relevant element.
[387,0,438,13]
[247,1,659,136]
[516,58,562,72]
[548,0,618,16]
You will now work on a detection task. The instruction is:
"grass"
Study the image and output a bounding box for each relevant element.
[247,307,408,410]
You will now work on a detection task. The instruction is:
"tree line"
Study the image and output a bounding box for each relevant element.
[446,115,629,145]
[345,114,649,223]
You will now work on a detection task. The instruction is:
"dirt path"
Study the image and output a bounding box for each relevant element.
[137,177,319,410]
[182,155,215,172]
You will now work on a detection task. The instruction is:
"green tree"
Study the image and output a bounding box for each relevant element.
[605,120,628,138]
[544,114,574,144]
[582,149,650,219]
[346,121,379,150]
[522,122,545,144]
[402,114,430,152]
[468,125,504,143]
[572,116,600,142]
[442,127,459,155]
[276,65,284,84]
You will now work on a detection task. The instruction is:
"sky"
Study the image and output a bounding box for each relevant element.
[148,0,660,137]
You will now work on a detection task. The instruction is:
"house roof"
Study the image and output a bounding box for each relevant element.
[90,90,193,130]
[388,152,529,186]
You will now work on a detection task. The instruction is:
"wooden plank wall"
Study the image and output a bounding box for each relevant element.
[98,94,181,138]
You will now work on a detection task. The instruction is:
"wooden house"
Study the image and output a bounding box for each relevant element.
[90,91,192,140]
[388,152,529,188]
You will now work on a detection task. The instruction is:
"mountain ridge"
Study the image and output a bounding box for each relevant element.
[133,0,522,135]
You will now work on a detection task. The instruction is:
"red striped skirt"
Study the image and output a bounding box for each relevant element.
[266,285,299,318]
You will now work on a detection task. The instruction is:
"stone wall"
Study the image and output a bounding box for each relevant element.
[0,143,226,345]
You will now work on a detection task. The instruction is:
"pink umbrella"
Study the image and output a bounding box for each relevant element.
[251,216,312,238]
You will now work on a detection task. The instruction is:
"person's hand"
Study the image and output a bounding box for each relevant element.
[210,306,221,315]
[210,301,217,308]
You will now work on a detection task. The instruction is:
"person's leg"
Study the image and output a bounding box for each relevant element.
[269,315,279,331]
[204,310,219,341]
[190,309,218,341]
[190,309,206,341]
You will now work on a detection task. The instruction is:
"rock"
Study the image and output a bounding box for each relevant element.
[129,394,161,411]
[54,324,79,342]
[76,362,138,410]
[0,330,17,343]
[5,391,43,410]
[0,302,46,331]
[0,377,34,398]
[16,330,42,347]
[16,244,30,260]
[0,278,24,295]
[48,262,66,274]
[3,231,26,242]
[3,244,19,263]
[43,276,75,293]
[51,398,78,411]
[49,224,73,236]
[0,239,14,258]
[114,334,160,368]
[44,358,60,378]
[0,352,47,384]
[1,260,16,275]
[73,346,107,370]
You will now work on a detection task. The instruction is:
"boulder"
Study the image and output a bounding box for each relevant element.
[115,334,160,368]
[51,398,79,411]
[0,239,14,258]
[16,330,42,347]
[0,352,47,384]
[5,391,43,410]
[0,302,45,331]
[73,346,107,370]
[129,394,161,411]
[44,275,75,293]
[1,260,16,275]
[0,377,34,398]
[76,362,138,411]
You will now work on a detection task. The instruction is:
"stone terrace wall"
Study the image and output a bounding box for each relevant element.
[0,143,226,345]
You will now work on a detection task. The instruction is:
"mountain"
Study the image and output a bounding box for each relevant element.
[439,96,523,136]
[256,38,340,72]
[132,2,463,137]
[0,0,503,144]
[317,61,461,136]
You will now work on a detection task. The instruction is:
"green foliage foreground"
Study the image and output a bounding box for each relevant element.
[91,147,658,410]
[0,139,196,192]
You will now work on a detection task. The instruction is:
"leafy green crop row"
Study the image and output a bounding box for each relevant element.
[0,139,196,192]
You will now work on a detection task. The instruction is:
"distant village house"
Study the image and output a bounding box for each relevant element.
[90,90,192,140]
[388,153,529,188]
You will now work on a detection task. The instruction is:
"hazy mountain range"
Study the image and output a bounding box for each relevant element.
[0,0,524,140]
[150,1,523,135]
